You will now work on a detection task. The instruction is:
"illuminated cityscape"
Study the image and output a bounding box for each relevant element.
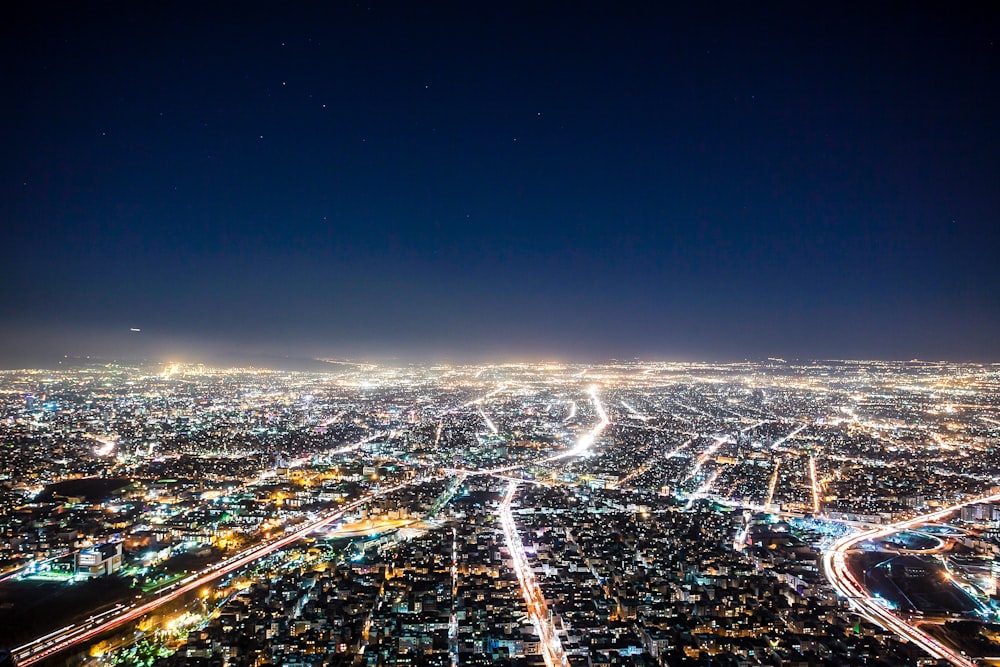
[3,2,997,666]
[1,360,998,666]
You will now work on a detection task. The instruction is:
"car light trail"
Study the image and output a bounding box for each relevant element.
[809,456,821,514]
[13,481,418,666]
[498,481,568,667]
[449,526,459,667]
[548,386,608,460]
[460,384,506,408]
[771,423,806,450]
[613,438,693,490]
[619,400,648,421]
[823,492,1000,667]
[685,469,721,509]
[479,409,498,435]
[765,456,782,510]
[683,435,727,483]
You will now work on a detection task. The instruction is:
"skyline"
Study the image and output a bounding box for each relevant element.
[3,2,998,365]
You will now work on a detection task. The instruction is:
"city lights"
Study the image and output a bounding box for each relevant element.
[0,360,998,666]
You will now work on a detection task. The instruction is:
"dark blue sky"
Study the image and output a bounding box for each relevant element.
[2,2,998,364]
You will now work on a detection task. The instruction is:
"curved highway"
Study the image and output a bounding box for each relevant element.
[823,493,1000,667]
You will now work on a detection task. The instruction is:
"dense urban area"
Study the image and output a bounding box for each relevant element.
[1,360,999,667]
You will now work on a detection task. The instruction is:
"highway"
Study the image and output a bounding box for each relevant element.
[498,480,568,667]
[823,493,1000,667]
[439,384,610,478]
[770,423,806,451]
[764,456,783,509]
[547,385,608,461]
[9,383,723,666]
[808,456,821,514]
[12,481,414,666]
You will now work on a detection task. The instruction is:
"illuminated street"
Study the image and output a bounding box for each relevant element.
[1,361,999,666]
[2,2,996,665]
[498,480,568,667]
[823,492,1000,667]
[12,481,417,665]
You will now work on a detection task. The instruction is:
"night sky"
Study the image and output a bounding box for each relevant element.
[2,2,998,365]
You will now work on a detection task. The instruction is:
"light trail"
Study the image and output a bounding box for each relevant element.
[823,492,1000,667]
[809,456,821,514]
[328,432,381,456]
[321,410,346,427]
[666,438,695,459]
[739,419,773,434]
[449,527,459,667]
[734,515,751,551]
[548,386,608,460]
[460,384,505,409]
[274,432,385,473]
[448,390,635,483]
[685,469,721,509]
[771,423,806,450]
[497,481,567,667]
[13,481,418,666]
[664,393,714,419]
[564,400,577,422]
[619,400,648,421]
[764,457,783,510]
[614,465,649,489]
[682,435,727,483]
[479,409,498,435]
